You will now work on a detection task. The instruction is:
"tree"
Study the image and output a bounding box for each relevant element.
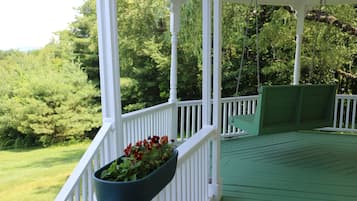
[0,46,101,148]
[61,0,356,105]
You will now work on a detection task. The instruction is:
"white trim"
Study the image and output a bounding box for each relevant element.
[225,0,357,6]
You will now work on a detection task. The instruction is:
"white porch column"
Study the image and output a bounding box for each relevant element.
[211,0,222,200]
[169,0,181,140]
[96,0,123,159]
[293,4,307,85]
[202,0,212,126]
[169,0,180,103]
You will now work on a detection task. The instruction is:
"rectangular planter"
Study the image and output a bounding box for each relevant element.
[93,149,178,201]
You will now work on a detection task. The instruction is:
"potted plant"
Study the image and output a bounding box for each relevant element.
[93,135,178,201]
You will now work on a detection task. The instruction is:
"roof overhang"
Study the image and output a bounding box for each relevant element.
[225,0,357,7]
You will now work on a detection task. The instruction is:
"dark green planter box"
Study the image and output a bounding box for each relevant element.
[93,150,178,201]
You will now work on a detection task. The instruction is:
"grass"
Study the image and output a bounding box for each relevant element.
[0,142,90,201]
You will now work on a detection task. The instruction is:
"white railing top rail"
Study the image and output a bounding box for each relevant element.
[176,125,216,164]
[123,102,175,120]
[336,94,357,99]
[177,95,260,106]
[55,122,112,201]
[177,99,202,106]
[177,94,355,106]
[220,95,259,103]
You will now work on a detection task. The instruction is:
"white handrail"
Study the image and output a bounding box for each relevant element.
[55,122,113,201]
[152,126,215,201]
[177,125,215,162]
[123,102,175,120]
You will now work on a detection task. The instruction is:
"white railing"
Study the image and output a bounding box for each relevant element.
[327,94,357,132]
[152,126,215,201]
[220,96,258,137]
[122,102,176,145]
[178,94,357,137]
[177,100,203,140]
[55,122,115,201]
[56,102,177,201]
[56,94,356,201]
[177,95,259,138]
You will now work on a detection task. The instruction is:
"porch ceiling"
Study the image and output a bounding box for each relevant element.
[225,0,357,6]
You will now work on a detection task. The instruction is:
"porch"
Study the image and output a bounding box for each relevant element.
[55,95,357,201]
[221,131,357,201]
[55,0,357,200]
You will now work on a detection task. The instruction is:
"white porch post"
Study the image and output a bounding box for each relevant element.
[293,4,306,85]
[212,0,222,200]
[202,0,212,126]
[96,0,123,159]
[169,0,181,140]
[169,0,180,103]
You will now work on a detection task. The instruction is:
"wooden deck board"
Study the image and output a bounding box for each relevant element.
[221,132,357,201]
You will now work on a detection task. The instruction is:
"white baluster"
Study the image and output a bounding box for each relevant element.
[186,106,190,138]
[192,105,196,134]
[339,98,345,128]
[198,105,202,132]
[352,100,356,129]
[345,99,351,129]
[223,102,228,135]
[179,107,183,139]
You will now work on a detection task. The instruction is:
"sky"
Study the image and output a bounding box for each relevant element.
[0,0,85,51]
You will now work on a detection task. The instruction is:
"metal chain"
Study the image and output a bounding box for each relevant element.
[255,0,261,91]
[235,0,254,95]
[311,0,326,79]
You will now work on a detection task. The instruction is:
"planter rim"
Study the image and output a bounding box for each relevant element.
[93,149,178,184]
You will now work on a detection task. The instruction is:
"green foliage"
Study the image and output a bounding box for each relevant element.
[61,0,356,104]
[120,77,146,113]
[222,4,356,95]
[65,0,203,106]
[0,46,101,148]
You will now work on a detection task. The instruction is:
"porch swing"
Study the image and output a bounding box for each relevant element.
[229,1,337,136]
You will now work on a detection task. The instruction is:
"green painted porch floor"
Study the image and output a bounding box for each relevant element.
[221,131,357,201]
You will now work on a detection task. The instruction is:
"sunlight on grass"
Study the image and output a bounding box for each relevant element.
[0,142,90,201]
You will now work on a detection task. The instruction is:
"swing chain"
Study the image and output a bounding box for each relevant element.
[255,0,261,90]
[236,0,254,95]
[311,0,326,79]
[236,0,261,95]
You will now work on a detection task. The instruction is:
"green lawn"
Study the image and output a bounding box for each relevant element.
[0,142,90,201]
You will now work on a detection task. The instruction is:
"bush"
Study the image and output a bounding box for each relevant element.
[0,48,101,148]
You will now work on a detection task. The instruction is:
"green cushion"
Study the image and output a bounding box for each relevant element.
[229,84,337,135]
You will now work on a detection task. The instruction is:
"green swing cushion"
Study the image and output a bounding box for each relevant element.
[229,84,337,135]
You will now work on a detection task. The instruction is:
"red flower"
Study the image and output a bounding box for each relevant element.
[160,136,168,144]
[101,135,175,182]
[151,136,160,143]
[124,143,132,156]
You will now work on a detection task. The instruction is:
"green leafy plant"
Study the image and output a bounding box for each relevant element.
[100,135,176,182]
